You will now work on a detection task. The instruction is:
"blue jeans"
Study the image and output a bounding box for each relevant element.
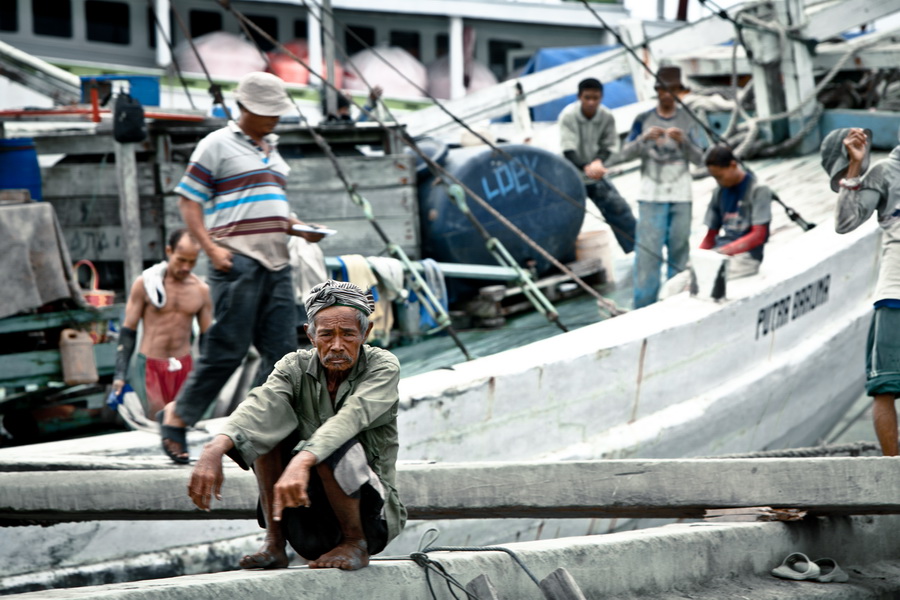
[633,201,692,309]
[174,254,297,426]
[586,179,636,254]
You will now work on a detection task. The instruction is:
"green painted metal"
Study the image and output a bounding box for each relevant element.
[0,304,123,335]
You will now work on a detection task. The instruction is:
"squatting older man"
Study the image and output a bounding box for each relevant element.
[188,280,406,571]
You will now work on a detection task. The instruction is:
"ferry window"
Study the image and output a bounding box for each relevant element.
[345,26,375,56]
[189,10,221,39]
[246,14,278,52]
[293,19,307,40]
[0,0,17,32]
[86,1,130,45]
[33,0,72,38]
[488,39,523,80]
[435,34,448,58]
[390,30,420,60]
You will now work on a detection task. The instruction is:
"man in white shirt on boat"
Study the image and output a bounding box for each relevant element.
[831,127,900,456]
[558,77,637,254]
[699,145,773,279]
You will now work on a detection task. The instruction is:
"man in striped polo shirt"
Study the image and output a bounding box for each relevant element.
[159,72,324,464]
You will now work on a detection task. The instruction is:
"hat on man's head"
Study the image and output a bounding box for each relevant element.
[820,127,872,192]
[655,65,685,91]
[305,279,375,323]
[234,72,294,117]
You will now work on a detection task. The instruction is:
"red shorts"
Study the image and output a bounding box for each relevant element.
[144,353,193,418]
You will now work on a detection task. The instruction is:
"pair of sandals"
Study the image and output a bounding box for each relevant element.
[771,552,849,583]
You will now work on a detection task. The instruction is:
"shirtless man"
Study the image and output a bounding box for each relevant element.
[113,229,213,419]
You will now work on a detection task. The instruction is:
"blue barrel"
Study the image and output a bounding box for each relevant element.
[0,138,42,200]
[419,144,584,278]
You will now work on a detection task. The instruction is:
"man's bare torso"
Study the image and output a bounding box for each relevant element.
[137,273,209,359]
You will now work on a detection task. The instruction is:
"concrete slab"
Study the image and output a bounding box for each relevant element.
[3,458,900,523]
[5,515,900,599]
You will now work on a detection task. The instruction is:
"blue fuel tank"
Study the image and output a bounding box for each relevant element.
[418,144,585,277]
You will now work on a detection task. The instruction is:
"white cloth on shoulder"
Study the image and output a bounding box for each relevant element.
[142,261,168,308]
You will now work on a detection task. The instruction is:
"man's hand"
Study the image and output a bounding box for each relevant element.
[188,437,231,511]
[272,450,317,521]
[207,245,234,272]
[112,379,125,395]
[666,127,685,144]
[643,126,666,142]
[583,159,608,181]
[843,128,868,178]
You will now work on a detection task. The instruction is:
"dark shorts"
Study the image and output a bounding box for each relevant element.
[259,436,389,560]
[866,307,900,396]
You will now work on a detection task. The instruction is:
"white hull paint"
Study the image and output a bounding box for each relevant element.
[398,220,880,463]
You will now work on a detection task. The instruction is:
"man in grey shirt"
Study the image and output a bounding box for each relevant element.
[559,77,637,253]
[616,66,705,308]
[188,280,406,570]
[830,127,900,455]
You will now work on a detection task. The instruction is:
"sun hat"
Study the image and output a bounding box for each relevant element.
[655,65,685,91]
[234,72,294,117]
[820,127,872,192]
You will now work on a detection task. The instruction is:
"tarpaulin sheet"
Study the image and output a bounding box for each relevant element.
[520,45,637,121]
[0,202,86,319]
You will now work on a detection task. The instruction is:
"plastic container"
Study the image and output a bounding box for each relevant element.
[418,144,585,277]
[575,228,615,282]
[0,138,42,201]
[59,329,99,386]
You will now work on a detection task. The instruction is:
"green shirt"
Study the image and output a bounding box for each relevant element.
[220,345,406,542]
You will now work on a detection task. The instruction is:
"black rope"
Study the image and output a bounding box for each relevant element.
[410,552,477,600]
[423,546,542,587]
[221,3,475,358]
[300,0,682,281]
[236,1,623,318]
[146,0,196,110]
[293,0,625,316]
[170,4,230,119]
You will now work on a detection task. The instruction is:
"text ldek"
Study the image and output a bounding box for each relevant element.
[756,274,831,340]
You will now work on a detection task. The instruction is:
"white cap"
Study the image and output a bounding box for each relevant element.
[234,72,293,117]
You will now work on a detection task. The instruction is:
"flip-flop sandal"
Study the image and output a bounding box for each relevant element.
[771,552,821,580]
[814,558,849,583]
[157,412,190,464]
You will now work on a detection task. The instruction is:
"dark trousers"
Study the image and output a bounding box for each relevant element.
[586,179,637,254]
[264,436,389,560]
[173,254,297,426]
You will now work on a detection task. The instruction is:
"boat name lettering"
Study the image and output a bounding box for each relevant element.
[481,155,539,202]
[755,274,830,340]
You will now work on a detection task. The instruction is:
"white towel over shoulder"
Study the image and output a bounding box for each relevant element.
[142,261,168,308]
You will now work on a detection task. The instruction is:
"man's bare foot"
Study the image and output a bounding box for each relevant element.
[309,539,369,570]
[239,546,290,570]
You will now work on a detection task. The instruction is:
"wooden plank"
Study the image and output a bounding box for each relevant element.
[41,164,157,198]
[0,305,122,335]
[49,194,164,227]
[289,187,419,221]
[315,217,419,259]
[62,226,165,264]
[0,343,116,388]
[466,574,500,600]
[285,156,416,191]
[540,568,587,600]
[2,458,900,523]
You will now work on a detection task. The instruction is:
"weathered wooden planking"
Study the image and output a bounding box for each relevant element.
[3,458,900,523]
[0,343,116,388]
[41,164,158,198]
[314,217,419,259]
[62,226,166,263]
[288,187,418,221]
[286,156,415,190]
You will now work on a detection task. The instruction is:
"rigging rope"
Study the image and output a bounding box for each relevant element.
[299,0,686,294]
[244,1,625,317]
[146,0,196,110]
